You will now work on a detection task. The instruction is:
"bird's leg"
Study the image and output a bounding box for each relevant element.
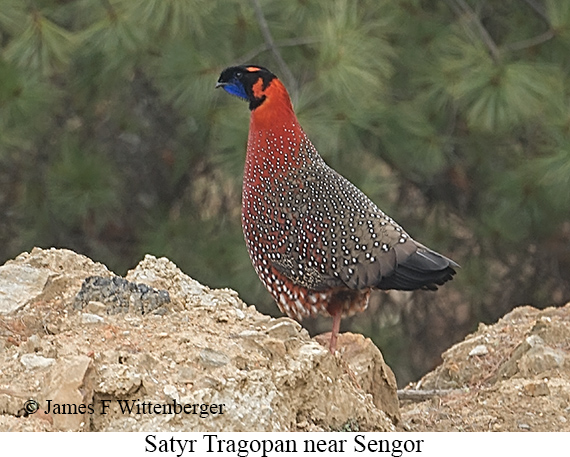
[329,309,342,354]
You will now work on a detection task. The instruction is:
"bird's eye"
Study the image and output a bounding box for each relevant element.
[236,72,243,79]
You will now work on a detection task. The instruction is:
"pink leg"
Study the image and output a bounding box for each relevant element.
[330,309,342,354]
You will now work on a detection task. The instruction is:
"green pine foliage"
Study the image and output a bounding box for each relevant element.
[1,0,569,383]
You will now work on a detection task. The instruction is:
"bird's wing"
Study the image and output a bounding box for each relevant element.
[263,141,457,293]
[285,156,457,291]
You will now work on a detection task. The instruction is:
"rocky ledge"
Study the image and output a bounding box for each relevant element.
[1,248,568,432]
[0,248,397,432]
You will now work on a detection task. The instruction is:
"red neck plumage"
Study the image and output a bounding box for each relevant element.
[245,79,305,187]
[249,78,297,132]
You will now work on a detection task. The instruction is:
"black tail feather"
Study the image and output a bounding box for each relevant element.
[377,247,458,291]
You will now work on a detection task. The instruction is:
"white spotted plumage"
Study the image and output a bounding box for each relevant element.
[217,65,457,352]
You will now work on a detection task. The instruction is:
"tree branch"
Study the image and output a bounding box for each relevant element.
[233,37,320,69]
[446,0,501,62]
[447,0,553,55]
[504,29,554,52]
[250,0,299,102]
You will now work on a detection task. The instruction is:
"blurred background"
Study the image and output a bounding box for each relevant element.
[0,0,569,386]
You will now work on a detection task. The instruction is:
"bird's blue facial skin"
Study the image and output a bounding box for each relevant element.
[222,79,248,100]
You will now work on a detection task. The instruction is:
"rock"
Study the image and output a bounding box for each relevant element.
[199,348,230,368]
[2,248,111,311]
[96,363,143,397]
[4,247,570,432]
[266,318,303,339]
[0,248,396,432]
[321,333,401,426]
[85,301,106,315]
[163,385,180,403]
[44,355,93,431]
[20,354,55,370]
[468,345,489,357]
[20,334,43,353]
[81,313,104,324]
[401,303,570,431]
[518,345,566,376]
[0,264,51,314]
[125,255,208,310]
[523,381,550,397]
[73,276,170,314]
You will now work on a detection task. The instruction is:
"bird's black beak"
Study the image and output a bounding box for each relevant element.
[215,81,227,89]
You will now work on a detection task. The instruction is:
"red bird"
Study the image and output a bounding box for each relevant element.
[216,65,458,353]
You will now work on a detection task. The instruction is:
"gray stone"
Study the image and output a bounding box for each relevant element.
[81,313,104,324]
[0,264,50,314]
[199,348,230,367]
[20,354,56,370]
[469,344,489,357]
